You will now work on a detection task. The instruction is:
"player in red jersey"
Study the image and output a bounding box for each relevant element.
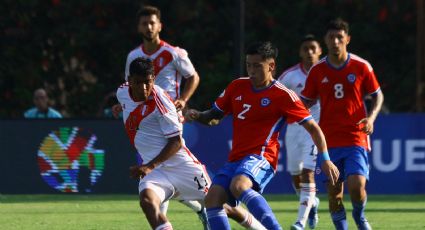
[301,19,384,230]
[188,41,339,230]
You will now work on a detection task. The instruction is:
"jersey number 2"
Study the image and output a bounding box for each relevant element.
[237,104,251,119]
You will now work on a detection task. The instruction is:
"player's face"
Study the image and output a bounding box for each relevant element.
[138,15,162,42]
[246,54,275,84]
[299,40,322,66]
[34,91,48,110]
[325,29,350,57]
[129,74,155,101]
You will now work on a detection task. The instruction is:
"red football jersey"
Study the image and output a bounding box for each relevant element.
[215,78,312,169]
[301,54,381,150]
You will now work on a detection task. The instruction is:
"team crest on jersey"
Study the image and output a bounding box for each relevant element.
[260,97,271,107]
[347,73,356,83]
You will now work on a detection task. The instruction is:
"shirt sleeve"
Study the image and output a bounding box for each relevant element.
[124,52,132,81]
[300,67,319,101]
[214,83,234,114]
[155,89,183,138]
[362,64,381,96]
[280,91,312,124]
[173,47,196,78]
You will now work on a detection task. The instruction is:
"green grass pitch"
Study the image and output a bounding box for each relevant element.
[1,194,424,229]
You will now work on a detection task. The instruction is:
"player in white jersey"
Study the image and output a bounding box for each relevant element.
[277,34,322,230]
[117,57,210,230]
[114,6,265,230]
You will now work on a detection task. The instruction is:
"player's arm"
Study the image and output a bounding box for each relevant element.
[357,90,384,135]
[302,119,340,185]
[186,107,224,126]
[300,97,318,109]
[175,72,200,111]
[130,135,182,179]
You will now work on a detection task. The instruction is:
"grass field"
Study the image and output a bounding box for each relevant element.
[1,194,424,229]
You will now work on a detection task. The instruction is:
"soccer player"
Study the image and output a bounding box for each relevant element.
[24,88,62,119]
[277,34,322,230]
[187,41,340,230]
[115,6,264,230]
[301,19,384,230]
[117,57,210,230]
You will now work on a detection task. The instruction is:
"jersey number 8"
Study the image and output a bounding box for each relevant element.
[334,83,344,99]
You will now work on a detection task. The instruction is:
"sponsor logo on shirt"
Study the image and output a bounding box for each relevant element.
[321,77,329,83]
[235,95,242,101]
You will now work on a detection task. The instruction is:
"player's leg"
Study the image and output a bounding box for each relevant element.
[291,168,318,230]
[288,139,319,229]
[327,181,347,230]
[317,148,347,230]
[205,184,231,230]
[302,145,320,230]
[224,204,266,230]
[138,167,176,229]
[345,147,371,230]
[230,155,281,230]
[139,188,172,229]
[347,175,370,230]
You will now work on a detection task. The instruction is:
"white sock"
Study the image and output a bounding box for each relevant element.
[155,222,173,230]
[160,200,169,215]
[179,200,203,212]
[239,210,267,230]
[297,183,316,227]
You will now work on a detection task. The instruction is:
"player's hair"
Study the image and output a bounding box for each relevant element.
[326,18,349,34]
[137,5,161,21]
[129,57,155,78]
[246,41,278,60]
[301,34,319,44]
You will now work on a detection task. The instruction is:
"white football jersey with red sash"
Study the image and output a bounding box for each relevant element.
[116,84,200,167]
[125,40,196,100]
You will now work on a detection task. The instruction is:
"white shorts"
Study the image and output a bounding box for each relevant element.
[285,124,318,175]
[139,161,211,203]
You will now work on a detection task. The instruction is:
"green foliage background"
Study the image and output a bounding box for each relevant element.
[0,0,417,117]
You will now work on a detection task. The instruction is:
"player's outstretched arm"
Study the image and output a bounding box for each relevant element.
[357,90,384,135]
[186,108,224,126]
[129,135,182,179]
[302,119,340,185]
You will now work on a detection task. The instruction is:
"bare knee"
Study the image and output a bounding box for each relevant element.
[300,169,315,183]
[230,175,253,198]
[139,189,160,211]
[347,175,367,202]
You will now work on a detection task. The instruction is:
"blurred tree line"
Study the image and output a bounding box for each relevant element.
[0,0,417,118]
